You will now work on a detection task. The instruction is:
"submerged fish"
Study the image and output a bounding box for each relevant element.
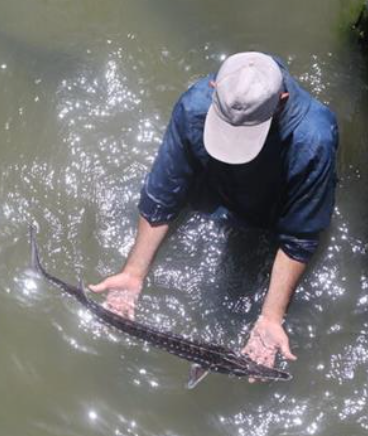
[30,227,291,388]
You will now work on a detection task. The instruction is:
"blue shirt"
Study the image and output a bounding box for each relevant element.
[138,59,339,263]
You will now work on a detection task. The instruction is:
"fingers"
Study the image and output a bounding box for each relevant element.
[243,334,276,364]
[243,338,277,384]
[250,350,276,369]
[126,306,135,321]
[89,274,139,320]
[262,352,276,368]
[248,355,276,384]
[89,273,142,295]
[106,290,137,320]
[280,341,297,361]
[243,320,297,384]
[89,281,107,293]
[105,304,134,320]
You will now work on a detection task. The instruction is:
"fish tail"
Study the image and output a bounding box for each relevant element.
[30,225,90,306]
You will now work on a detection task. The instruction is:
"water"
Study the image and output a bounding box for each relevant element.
[0,0,367,435]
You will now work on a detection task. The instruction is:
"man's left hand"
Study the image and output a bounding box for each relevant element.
[242,315,297,382]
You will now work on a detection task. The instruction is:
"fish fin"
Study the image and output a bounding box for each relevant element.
[77,279,89,304]
[186,364,210,389]
[30,224,42,273]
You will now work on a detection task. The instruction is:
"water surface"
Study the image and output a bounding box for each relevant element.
[0,1,367,435]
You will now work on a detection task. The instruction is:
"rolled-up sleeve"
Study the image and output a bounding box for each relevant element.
[277,119,338,263]
[138,100,195,225]
[277,233,320,263]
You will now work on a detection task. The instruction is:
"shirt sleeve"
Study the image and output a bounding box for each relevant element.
[276,120,338,263]
[138,100,196,224]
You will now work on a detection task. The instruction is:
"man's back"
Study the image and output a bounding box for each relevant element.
[139,59,338,262]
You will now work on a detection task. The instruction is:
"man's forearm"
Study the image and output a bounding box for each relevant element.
[123,216,169,280]
[261,248,307,323]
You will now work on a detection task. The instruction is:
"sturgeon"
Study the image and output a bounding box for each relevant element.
[30,227,291,388]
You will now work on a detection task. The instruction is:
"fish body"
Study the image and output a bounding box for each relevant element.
[30,227,291,387]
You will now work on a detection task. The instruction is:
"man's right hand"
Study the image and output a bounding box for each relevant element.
[89,272,143,320]
[89,217,169,319]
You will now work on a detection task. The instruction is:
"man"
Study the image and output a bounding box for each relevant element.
[90,52,338,372]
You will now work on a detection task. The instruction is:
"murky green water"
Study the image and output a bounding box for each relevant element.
[0,0,368,435]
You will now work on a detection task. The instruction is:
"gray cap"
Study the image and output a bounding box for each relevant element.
[204,52,283,164]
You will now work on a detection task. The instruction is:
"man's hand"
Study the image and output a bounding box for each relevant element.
[89,272,143,320]
[241,249,304,382]
[89,217,170,320]
[242,315,297,382]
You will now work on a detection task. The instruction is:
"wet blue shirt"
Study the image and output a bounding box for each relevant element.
[138,59,339,263]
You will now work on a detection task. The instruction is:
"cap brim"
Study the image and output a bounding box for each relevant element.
[204,104,272,164]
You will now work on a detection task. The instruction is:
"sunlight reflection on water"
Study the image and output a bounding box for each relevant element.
[0,2,367,434]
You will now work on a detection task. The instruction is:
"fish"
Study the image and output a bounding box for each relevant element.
[30,226,292,388]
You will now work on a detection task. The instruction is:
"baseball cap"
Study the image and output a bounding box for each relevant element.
[204,52,284,164]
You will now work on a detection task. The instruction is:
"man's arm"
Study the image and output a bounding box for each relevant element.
[90,96,197,317]
[242,248,305,372]
[243,109,338,377]
[261,248,306,324]
[89,216,169,319]
[124,216,169,280]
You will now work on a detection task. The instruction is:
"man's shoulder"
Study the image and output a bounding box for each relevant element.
[291,98,338,160]
[286,100,338,179]
[296,98,338,144]
[176,74,214,120]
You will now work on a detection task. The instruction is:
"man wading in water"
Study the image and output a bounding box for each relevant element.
[90,52,338,374]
